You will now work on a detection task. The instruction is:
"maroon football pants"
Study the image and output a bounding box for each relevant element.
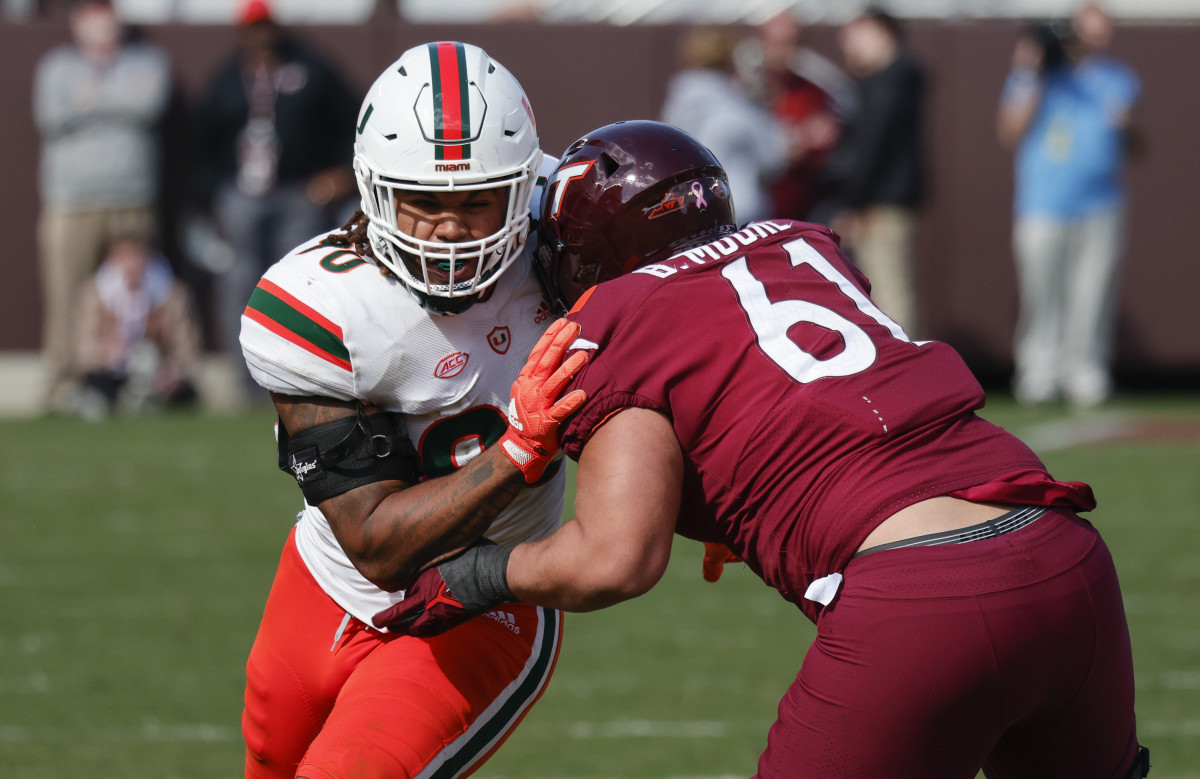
[757,509,1140,778]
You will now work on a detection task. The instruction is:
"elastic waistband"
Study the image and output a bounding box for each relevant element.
[841,507,1103,600]
[853,505,1049,559]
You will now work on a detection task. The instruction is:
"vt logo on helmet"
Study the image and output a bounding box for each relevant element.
[535,120,737,315]
[353,41,542,313]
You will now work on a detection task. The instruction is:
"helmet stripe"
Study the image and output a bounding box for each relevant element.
[427,41,471,161]
[356,102,373,135]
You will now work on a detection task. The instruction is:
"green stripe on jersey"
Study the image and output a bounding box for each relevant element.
[246,286,349,362]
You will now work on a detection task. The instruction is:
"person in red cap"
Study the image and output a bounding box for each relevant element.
[191,0,360,408]
[237,0,272,26]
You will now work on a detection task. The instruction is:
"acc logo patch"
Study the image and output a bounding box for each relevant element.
[487,326,511,355]
[434,352,469,379]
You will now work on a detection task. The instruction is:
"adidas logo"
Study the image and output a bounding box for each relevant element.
[485,609,521,635]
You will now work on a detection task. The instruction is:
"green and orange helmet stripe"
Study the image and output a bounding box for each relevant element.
[427,41,471,161]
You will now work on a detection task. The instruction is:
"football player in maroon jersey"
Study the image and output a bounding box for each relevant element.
[376,121,1149,779]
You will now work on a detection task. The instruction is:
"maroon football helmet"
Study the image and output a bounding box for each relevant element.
[535,120,737,313]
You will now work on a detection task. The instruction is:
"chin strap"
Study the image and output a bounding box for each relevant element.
[410,288,480,316]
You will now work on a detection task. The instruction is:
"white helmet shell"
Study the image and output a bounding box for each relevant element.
[353,41,542,302]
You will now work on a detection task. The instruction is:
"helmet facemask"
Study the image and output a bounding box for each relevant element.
[356,153,539,300]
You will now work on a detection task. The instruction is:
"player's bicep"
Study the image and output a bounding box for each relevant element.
[273,392,357,432]
[272,393,417,544]
[573,407,681,595]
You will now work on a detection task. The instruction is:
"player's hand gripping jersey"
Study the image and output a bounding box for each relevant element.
[559,220,1095,620]
[240,202,564,625]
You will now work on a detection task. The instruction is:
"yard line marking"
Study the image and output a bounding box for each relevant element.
[1139,718,1200,737]
[1014,413,1137,453]
[1014,410,1200,452]
[1161,670,1200,689]
[0,723,238,742]
[567,720,730,738]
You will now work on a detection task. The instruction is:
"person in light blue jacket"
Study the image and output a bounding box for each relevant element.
[998,3,1142,408]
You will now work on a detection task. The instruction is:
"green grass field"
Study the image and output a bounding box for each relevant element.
[1,393,1198,778]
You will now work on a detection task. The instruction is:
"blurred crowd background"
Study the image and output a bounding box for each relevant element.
[2,0,1199,417]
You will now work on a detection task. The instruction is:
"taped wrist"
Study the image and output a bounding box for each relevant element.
[278,408,419,505]
[441,540,515,615]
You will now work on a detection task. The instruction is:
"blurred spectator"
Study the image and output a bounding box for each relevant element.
[74,235,202,420]
[998,4,1142,408]
[191,0,359,406]
[739,10,856,224]
[660,25,787,223]
[832,7,926,336]
[33,0,172,414]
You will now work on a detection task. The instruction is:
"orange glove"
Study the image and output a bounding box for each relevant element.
[701,542,743,583]
[499,317,589,483]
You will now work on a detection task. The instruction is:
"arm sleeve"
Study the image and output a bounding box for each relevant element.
[32,52,75,136]
[34,47,171,136]
[558,296,669,460]
[97,47,171,125]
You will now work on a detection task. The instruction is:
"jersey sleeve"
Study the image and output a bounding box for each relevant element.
[557,284,670,460]
[240,262,359,400]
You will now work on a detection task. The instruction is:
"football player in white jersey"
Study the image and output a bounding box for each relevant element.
[237,42,586,778]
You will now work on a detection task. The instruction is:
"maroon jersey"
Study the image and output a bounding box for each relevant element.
[560,220,1094,621]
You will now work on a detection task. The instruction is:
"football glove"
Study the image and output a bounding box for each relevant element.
[373,540,514,637]
[701,542,743,583]
[499,317,589,483]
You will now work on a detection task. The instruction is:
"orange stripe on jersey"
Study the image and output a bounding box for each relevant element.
[567,285,597,315]
[244,306,353,373]
[257,278,344,339]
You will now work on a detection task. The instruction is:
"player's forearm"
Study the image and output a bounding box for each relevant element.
[274,393,530,590]
[506,519,668,612]
[503,407,680,611]
[342,445,528,590]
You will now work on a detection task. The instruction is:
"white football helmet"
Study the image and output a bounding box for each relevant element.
[353,41,542,310]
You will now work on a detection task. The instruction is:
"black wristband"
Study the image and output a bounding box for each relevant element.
[441,540,515,616]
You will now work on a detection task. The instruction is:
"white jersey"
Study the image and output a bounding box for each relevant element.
[240,217,563,627]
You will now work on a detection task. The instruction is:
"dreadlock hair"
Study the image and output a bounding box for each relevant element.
[326,208,394,277]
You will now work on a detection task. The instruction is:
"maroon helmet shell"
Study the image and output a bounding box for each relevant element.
[535,120,737,313]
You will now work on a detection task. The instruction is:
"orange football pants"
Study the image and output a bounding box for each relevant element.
[243,528,562,779]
